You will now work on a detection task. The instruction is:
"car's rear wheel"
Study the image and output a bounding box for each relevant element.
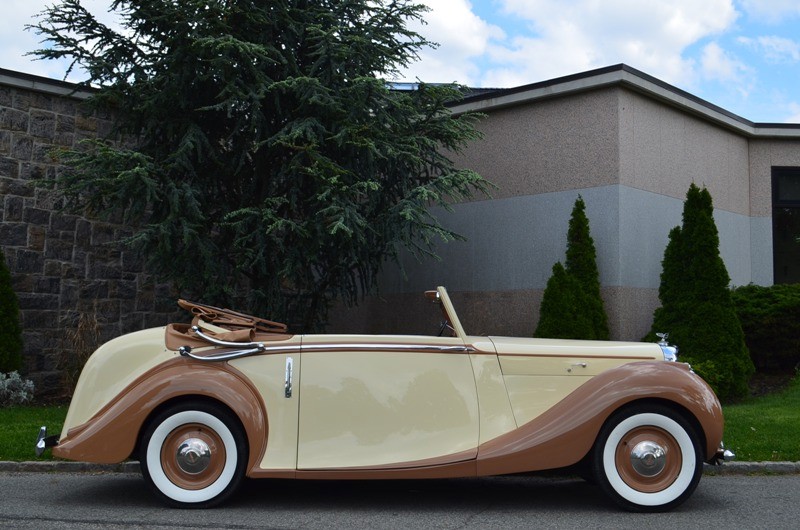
[140,401,247,508]
[592,404,703,512]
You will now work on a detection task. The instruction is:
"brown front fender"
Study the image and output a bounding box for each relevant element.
[53,357,268,474]
[477,361,723,475]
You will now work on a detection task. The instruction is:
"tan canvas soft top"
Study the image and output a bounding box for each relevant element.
[165,300,291,352]
[177,299,288,333]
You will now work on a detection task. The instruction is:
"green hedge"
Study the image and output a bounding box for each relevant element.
[0,248,23,372]
[732,284,800,372]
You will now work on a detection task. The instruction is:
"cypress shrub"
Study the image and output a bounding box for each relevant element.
[535,196,609,339]
[732,284,800,372]
[646,184,754,400]
[565,196,609,340]
[0,248,23,372]
[535,263,595,339]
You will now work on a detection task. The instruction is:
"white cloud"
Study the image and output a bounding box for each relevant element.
[1,1,121,80]
[482,0,740,88]
[394,0,505,85]
[739,35,800,63]
[1,1,55,76]
[399,0,741,89]
[700,42,752,96]
[787,102,800,123]
[739,0,800,23]
[701,42,749,80]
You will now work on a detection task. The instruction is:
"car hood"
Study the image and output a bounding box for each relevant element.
[486,336,662,359]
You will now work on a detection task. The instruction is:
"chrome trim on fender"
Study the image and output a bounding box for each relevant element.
[179,345,270,361]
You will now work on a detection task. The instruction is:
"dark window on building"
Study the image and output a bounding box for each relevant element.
[773,167,800,284]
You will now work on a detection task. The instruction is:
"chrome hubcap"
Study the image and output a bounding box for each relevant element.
[176,438,211,474]
[630,440,666,477]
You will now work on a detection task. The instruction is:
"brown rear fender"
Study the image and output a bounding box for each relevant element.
[53,357,268,474]
[477,361,723,476]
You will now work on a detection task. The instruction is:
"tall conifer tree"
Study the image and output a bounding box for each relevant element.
[647,184,753,400]
[30,0,488,331]
[535,196,609,339]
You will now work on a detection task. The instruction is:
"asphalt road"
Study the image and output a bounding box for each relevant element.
[1,472,799,529]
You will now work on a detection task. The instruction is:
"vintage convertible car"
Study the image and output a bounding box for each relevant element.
[37,287,732,511]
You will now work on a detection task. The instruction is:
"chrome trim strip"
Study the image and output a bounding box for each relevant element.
[300,343,474,354]
[179,345,272,361]
[178,341,475,362]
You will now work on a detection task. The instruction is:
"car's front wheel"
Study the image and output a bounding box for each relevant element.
[140,401,247,508]
[592,404,703,512]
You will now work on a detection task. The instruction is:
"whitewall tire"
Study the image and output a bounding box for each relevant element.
[592,405,703,512]
[140,401,247,508]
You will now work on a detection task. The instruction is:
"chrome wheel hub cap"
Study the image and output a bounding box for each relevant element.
[176,438,212,474]
[630,440,666,477]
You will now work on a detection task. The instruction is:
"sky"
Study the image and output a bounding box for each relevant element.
[3,0,800,123]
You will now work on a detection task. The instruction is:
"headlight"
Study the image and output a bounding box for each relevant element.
[656,333,678,362]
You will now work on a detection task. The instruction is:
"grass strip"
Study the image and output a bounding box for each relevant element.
[722,375,800,462]
[0,406,67,461]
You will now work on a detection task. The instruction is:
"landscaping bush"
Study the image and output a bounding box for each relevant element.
[645,184,754,401]
[535,196,609,339]
[732,284,800,372]
[0,371,34,407]
[0,248,23,372]
[535,262,596,339]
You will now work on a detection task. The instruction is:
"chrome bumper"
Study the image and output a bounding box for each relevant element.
[35,426,59,456]
[712,442,736,465]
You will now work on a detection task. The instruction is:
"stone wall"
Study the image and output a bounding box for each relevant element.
[0,70,181,399]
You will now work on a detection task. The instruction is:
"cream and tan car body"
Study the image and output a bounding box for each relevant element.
[43,287,727,509]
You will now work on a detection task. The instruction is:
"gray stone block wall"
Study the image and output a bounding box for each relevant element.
[1,80,182,399]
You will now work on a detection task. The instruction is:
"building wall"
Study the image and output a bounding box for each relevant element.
[0,76,181,397]
[453,88,622,199]
[329,84,775,341]
[747,139,800,285]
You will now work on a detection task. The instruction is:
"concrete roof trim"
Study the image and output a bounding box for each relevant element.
[449,64,800,139]
[0,67,94,99]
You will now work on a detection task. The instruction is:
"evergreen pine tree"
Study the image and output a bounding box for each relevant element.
[535,196,609,339]
[0,248,23,372]
[647,184,753,400]
[29,0,488,331]
[565,196,609,340]
[534,263,594,339]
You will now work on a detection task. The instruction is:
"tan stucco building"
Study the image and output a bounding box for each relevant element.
[332,64,800,340]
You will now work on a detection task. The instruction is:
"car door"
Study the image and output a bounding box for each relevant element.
[296,335,480,470]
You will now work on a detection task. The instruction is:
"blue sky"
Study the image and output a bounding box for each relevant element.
[397,0,800,123]
[4,0,800,122]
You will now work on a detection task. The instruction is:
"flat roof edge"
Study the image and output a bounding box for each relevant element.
[449,64,800,139]
[0,67,94,99]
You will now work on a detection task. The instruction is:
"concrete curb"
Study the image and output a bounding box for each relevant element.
[1,460,799,475]
[0,461,140,473]
[702,461,800,475]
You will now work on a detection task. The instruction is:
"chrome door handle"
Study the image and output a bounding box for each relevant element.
[567,362,587,373]
[284,357,293,398]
